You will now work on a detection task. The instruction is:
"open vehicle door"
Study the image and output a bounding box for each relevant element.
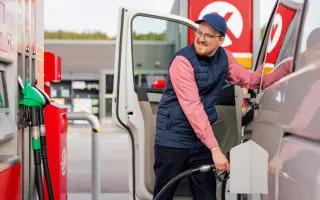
[112,7,244,200]
[243,0,307,199]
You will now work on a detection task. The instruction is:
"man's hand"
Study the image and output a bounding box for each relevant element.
[268,156,283,175]
[210,146,229,172]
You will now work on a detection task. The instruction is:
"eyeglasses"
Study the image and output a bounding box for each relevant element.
[194,30,224,40]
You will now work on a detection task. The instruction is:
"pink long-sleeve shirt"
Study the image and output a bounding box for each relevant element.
[169,49,291,149]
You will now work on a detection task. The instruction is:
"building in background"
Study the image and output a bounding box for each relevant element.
[44,0,259,121]
[44,40,174,120]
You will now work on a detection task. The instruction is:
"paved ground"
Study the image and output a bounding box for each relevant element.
[67,118,130,193]
[68,193,130,200]
[65,118,245,200]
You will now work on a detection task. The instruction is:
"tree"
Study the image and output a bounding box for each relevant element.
[132,31,166,40]
[45,30,166,40]
[44,30,112,40]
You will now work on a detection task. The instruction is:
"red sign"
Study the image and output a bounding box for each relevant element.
[264,3,296,70]
[188,0,252,55]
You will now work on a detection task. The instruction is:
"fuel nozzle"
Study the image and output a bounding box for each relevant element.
[18,76,41,127]
[18,76,51,127]
[30,79,51,107]
[18,76,46,108]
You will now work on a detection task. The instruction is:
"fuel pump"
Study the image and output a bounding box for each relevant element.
[18,76,54,200]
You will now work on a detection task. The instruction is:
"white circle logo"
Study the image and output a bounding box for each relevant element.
[198,1,243,47]
[61,148,67,176]
[267,13,283,53]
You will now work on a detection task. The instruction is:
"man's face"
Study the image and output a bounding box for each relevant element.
[194,22,225,56]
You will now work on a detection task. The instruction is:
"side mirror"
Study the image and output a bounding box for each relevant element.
[152,79,166,89]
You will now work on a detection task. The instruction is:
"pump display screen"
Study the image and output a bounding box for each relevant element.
[0,71,8,108]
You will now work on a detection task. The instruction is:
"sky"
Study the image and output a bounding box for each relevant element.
[44,0,277,37]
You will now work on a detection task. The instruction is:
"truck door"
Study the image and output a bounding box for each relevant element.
[249,0,305,199]
[112,8,244,199]
[270,0,320,199]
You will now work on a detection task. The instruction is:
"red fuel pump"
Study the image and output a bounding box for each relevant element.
[0,158,21,200]
[44,52,61,96]
[43,52,68,200]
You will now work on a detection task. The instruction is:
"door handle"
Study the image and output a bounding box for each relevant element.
[127,111,133,115]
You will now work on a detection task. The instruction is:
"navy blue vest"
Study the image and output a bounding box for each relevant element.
[155,44,229,148]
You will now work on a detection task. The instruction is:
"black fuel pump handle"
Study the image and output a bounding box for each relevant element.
[29,78,51,106]
[33,87,51,106]
[31,79,38,87]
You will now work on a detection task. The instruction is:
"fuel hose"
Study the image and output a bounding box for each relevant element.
[39,107,54,200]
[154,164,229,200]
[31,106,45,200]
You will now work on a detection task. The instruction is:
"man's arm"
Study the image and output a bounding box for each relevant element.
[169,56,219,149]
[225,49,292,90]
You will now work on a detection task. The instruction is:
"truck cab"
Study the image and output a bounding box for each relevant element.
[111,8,243,200]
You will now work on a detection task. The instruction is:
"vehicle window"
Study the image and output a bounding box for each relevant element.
[255,2,277,71]
[259,0,305,90]
[294,0,320,71]
[131,16,194,88]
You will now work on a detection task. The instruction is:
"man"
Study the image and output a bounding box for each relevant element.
[153,13,291,200]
